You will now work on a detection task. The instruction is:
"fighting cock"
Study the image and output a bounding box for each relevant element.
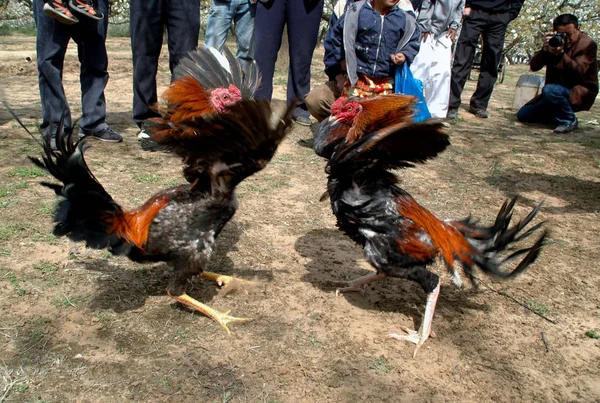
[24,48,293,333]
[141,45,260,151]
[314,95,547,357]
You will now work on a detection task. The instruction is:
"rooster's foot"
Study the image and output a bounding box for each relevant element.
[200,271,255,287]
[168,292,251,334]
[389,283,440,358]
[326,273,387,296]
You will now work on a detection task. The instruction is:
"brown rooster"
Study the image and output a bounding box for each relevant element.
[23,56,292,332]
[314,94,546,357]
[141,45,260,151]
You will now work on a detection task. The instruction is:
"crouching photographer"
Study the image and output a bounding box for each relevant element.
[517,14,598,133]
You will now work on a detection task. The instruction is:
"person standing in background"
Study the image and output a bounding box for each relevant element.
[33,0,122,145]
[253,0,325,126]
[410,0,464,118]
[204,0,257,72]
[447,0,524,119]
[130,0,200,139]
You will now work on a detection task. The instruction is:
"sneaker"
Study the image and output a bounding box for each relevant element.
[68,0,103,20]
[446,108,458,119]
[137,126,150,140]
[554,118,578,134]
[80,126,123,143]
[297,138,314,148]
[43,0,79,24]
[293,115,312,126]
[468,106,488,119]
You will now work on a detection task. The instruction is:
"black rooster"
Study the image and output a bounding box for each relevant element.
[314,94,547,356]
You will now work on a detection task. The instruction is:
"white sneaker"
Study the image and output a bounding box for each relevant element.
[137,128,150,140]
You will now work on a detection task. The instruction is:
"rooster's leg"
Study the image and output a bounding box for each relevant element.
[199,271,255,287]
[167,292,250,334]
[327,272,387,295]
[389,282,440,358]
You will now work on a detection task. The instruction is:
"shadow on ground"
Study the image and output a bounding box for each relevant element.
[294,228,489,330]
[486,169,600,214]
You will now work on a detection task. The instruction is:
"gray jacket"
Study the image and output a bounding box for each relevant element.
[417,0,464,38]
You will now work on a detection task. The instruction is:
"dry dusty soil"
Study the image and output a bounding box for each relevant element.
[0,35,599,403]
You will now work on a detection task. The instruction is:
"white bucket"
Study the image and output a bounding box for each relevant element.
[513,74,545,110]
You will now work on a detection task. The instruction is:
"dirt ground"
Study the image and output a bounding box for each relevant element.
[0,35,599,403]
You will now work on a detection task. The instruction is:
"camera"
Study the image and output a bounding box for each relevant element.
[548,32,568,48]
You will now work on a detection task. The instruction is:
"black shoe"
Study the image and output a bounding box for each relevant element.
[297,138,314,148]
[446,108,459,119]
[80,126,123,143]
[468,106,488,118]
[554,118,578,134]
[293,115,312,126]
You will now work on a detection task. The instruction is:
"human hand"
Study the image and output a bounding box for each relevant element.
[463,7,471,16]
[446,28,457,41]
[421,32,432,42]
[391,53,406,65]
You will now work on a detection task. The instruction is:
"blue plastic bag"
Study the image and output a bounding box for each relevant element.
[395,63,431,122]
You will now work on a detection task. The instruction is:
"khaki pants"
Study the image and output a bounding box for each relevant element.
[305,80,342,123]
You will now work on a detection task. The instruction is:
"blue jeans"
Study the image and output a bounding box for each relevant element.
[204,0,256,71]
[254,0,324,118]
[33,0,109,136]
[130,0,200,127]
[517,83,576,126]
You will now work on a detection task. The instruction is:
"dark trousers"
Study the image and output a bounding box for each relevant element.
[130,0,200,127]
[517,84,576,126]
[33,0,109,136]
[449,8,510,111]
[254,0,324,118]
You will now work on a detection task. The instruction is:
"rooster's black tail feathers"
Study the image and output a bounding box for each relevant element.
[451,196,547,286]
[28,123,130,253]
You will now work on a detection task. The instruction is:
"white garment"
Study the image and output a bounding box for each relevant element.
[410,35,452,118]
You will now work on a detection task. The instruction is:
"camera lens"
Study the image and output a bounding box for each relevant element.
[548,33,565,48]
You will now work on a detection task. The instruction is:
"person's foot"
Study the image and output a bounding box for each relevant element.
[43,0,79,24]
[468,106,488,118]
[446,108,459,120]
[68,0,103,20]
[293,115,312,126]
[554,118,578,134]
[80,126,123,143]
[137,125,150,140]
[297,138,314,148]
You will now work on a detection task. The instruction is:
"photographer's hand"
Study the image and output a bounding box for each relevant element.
[542,32,553,52]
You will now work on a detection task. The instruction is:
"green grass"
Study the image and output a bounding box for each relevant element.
[135,174,162,184]
[35,201,55,216]
[51,294,83,308]
[0,181,28,198]
[0,248,10,256]
[0,22,37,36]
[8,167,46,178]
[526,300,550,316]
[0,223,30,240]
[107,22,130,38]
[33,262,59,274]
[586,330,600,339]
[369,355,392,375]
